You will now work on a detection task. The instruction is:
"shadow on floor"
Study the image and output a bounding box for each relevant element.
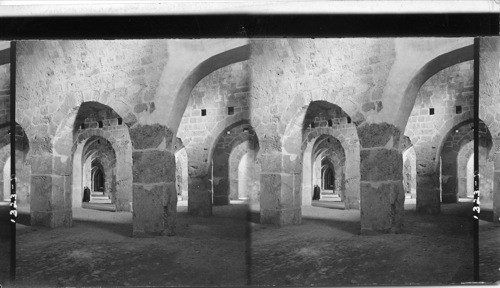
[247,207,360,235]
[17,210,30,227]
[17,209,133,238]
[479,210,494,222]
[72,219,133,237]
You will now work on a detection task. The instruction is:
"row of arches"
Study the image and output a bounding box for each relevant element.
[8,38,500,237]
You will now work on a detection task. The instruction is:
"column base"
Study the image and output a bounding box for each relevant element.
[188,190,213,217]
[31,209,72,228]
[260,208,301,226]
[213,195,229,206]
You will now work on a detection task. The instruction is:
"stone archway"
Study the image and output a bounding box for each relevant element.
[71,113,132,211]
[210,122,259,206]
[322,164,335,191]
[302,131,355,207]
[0,123,31,207]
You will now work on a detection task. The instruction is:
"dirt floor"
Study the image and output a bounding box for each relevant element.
[479,201,500,283]
[0,199,497,287]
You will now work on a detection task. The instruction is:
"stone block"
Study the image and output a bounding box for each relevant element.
[260,174,282,210]
[31,155,53,174]
[163,181,177,236]
[53,156,71,176]
[360,181,404,234]
[50,175,65,210]
[132,150,174,183]
[129,123,167,150]
[31,176,52,212]
[213,176,230,206]
[259,153,282,174]
[116,198,132,212]
[50,209,73,228]
[187,178,212,217]
[31,209,72,228]
[132,184,165,236]
[360,148,402,181]
[282,154,301,174]
[357,122,400,148]
[416,173,440,214]
[441,176,458,203]
[260,207,301,226]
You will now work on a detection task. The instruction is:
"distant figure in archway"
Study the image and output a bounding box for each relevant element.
[83,186,91,202]
[313,185,321,200]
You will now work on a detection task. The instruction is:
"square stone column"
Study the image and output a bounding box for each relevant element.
[416,173,441,214]
[130,124,177,236]
[115,147,133,212]
[441,150,459,204]
[259,152,301,226]
[358,123,405,234]
[30,152,72,228]
[187,173,213,217]
[212,152,230,206]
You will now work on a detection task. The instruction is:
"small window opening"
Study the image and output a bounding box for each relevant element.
[310,122,315,128]
[228,107,234,115]
[118,118,123,125]
[429,108,435,115]
[456,106,462,114]
[347,117,351,124]
[328,119,333,127]
[80,124,85,130]
[201,109,207,116]
[98,121,103,128]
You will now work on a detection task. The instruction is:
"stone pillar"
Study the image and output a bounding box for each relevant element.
[441,150,459,203]
[358,123,404,234]
[416,170,441,214]
[212,151,230,205]
[30,138,72,228]
[130,124,177,236]
[344,145,361,209]
[259,149,301,226]
[115,147,133,212]
[187,150,213,216]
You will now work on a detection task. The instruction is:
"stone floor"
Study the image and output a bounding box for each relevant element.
[0,199,498,286]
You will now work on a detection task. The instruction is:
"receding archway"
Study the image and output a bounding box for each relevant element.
[299,101,360,210]
[70,102,133,213]
[209,121,259,206]
[91,160,105,192]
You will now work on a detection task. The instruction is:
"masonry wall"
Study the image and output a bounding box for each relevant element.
[177,60,250,163]
[250,39,404,231]
[405,60,474,172]
[177,60,252,215]
[249,39,397,132]
[16,40,169,139]
[440,122,491,202]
